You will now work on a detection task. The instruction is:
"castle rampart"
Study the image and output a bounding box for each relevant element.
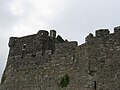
[85,26,120,45]
[1,26,120,90]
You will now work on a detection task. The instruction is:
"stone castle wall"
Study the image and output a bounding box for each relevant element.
[0,26,120,90]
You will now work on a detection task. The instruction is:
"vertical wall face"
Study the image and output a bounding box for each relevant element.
[0,41,79,90]
[78,27,120,90]
[1,27,120,90]
[77,43,120,90]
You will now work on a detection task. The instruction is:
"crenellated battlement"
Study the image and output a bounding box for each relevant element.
[8,26,120,58]
[114,26,120,33]
[8,30,77,59]
[85,26,120,44]
[95,29,110,37]
[1,26,120,90]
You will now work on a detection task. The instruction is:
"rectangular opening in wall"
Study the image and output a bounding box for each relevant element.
[94,81,97,90]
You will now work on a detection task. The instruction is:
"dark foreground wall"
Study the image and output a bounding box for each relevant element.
[1,27,120,90]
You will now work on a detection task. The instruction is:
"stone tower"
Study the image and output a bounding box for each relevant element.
[0,26,120,90]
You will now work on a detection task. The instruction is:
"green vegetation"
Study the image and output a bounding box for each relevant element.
[58,74,70,88]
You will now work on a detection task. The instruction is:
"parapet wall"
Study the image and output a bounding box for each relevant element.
[8,30,57,57]
[8,29,78,59]
[85,26,120,44]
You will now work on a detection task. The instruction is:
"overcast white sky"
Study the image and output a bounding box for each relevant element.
[0,0,120,80]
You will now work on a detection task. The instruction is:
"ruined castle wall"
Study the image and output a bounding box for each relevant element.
[80,31,120,90]
[9,36,55,58]
[87,43,120,89]
[1,27,120,90]
[9,34,36,57]
[1,41,79,90]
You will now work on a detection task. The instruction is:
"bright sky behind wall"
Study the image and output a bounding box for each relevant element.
[0,0,120,81]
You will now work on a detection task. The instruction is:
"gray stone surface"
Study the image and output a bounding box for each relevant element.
[0,27,120,90]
